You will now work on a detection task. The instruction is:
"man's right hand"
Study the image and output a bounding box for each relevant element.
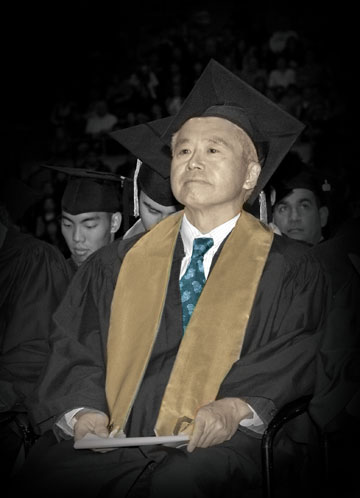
[73,410,109,441]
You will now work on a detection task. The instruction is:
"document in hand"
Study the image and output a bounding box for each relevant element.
[74,433,189,450]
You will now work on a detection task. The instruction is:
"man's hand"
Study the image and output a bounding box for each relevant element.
[73,410,109,441]
[187,398,252,453]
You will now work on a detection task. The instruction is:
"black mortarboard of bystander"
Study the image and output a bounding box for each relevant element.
[267,152,331,208]
[41,165,123,215]
[110,117,179,210]
[161,59,305,205]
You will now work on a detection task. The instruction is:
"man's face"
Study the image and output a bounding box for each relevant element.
[272,188,328,245]
[139,190,178,231]
[171,117,258,219]
[61,211,115,266]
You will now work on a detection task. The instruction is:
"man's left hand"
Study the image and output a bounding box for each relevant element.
[187,397,252,452]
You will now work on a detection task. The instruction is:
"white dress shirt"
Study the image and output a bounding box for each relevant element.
[179,213,240,279]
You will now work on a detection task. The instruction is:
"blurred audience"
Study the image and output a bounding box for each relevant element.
[13,6,355,254]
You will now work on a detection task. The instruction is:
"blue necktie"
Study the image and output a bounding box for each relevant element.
[180,237,214,332]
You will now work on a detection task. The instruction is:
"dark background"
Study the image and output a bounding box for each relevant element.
[1,1,356,181]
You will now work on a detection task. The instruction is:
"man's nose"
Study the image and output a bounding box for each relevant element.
[73,226,85,242]
[289,206,301,221]
[187,150,204,170]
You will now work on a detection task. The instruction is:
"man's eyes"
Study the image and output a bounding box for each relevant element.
[63,222,97,229]
[276,202,311,214]
[147,208,160,215]
[177,148,190,155]
[177,147,219,155]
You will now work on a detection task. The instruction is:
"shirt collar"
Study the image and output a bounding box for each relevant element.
[180,212,240,256]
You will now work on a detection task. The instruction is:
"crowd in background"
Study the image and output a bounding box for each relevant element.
[3,5,357,254]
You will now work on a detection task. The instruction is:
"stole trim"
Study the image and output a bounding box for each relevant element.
[106,211,183,434]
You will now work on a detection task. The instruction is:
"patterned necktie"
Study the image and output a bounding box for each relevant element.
[180,237,214,332]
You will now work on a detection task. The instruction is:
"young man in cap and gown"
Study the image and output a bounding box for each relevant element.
[265,144,360,495]
[13,60,330,498]
[42,166,123,275]
[266,151,331,246]
[25,116,182,436]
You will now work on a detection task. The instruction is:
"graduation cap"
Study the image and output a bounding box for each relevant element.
[110,117,178,216]
[267,152,331,207]
[161,59,305,205]
[41,165,123,215]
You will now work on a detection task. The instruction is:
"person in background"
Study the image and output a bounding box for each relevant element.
[307,216,360,497]
[268,152,360,495]
[13,60,328,498]
[268,151,331,245]
[0,177,70,480]
[268,55,296,90]
[42,166,123,275]
[85,100,118,139]
[109,116,182,239]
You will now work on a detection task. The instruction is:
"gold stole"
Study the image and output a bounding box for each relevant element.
[106,210,273,436]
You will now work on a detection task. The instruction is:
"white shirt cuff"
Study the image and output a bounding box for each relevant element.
[240,404,263,427]
[56,407,84,436]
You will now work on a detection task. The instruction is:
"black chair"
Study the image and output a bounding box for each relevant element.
[261,395,328,498]
[0,411,38,478]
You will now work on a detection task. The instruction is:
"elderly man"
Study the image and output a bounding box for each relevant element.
[15,60,328,498]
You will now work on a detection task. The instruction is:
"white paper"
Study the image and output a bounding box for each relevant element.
[74,433,189,450]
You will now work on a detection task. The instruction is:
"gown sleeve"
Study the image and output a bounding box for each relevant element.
[217,241,330,430]
[27,237,136,434]
[0,231,70,412]
[308,229,360,432]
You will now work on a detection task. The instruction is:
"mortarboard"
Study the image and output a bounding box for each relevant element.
[110,117,178,213]
[41,165,123,215]
[267,152,331,207]
[161,59,305,205]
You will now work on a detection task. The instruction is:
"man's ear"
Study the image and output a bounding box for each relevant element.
[319,206,329,228]
[244,162,261,190]
[110,212,122,233]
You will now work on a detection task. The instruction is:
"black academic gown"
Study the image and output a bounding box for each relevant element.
[307,219,360,496]
[65,256,79,278]
[309,220,360,430]
[0,228,71,413]
[0,228,71,478]
[18,228,329,498]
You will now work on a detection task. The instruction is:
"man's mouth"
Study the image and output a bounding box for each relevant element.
[73,248,88,255]
[288,228,303,233]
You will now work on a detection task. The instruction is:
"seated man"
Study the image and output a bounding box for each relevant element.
[16,60,329,498]
[308,217,360,496]
[267,151,331,245]
[0,178,70,479]
[43,166,123,274]
[109,117,182,239]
